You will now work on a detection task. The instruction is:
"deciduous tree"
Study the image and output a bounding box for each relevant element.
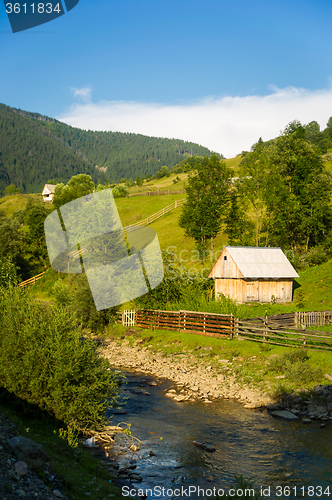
[179,154,231,261]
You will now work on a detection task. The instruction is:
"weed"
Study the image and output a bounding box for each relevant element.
[56,418,79,448]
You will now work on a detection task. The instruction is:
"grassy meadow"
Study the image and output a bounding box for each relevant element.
[3,153,332,315]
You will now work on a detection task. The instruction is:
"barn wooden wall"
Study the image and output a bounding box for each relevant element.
[215,278,293,303]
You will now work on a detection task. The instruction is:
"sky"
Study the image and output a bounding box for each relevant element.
[1,0,332,158]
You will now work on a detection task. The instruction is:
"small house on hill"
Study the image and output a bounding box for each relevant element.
[42,184,56,202]
[208,246,299,303]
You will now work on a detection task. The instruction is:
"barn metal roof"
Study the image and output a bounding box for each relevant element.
[42,184,56,195]
[224,246,298,279]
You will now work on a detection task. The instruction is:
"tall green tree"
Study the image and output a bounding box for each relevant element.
[225,191,254,246]
[179,154,231,261]
[22,200,52,271]
[237,138,269,246]
[53,174,95,208]
[263,122,332,251]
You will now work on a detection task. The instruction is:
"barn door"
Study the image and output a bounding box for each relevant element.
[246,281,259,301]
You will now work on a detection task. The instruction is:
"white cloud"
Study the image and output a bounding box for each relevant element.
[58,86,332,158]
[70,86,92,102]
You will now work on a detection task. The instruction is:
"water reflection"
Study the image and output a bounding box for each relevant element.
[107,372,332,498]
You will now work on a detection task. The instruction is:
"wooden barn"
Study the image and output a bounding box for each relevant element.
[208,246,299,303]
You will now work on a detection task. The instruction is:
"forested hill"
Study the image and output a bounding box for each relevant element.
[0,103,217,194]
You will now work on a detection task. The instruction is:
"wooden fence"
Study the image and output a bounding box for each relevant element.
[129,189,186,197]
[244,312,296,328]
[125,199,186,232]
[295,310,332,328]
[243,311,332,328]
[235,316,332,351]
[135,309,234,338]
[18,270,48,288]
[119,309,332,351]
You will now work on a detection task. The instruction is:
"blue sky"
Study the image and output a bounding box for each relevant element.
[1,0,332,157]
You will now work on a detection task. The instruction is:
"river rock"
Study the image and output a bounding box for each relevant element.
[129,473,143,482]
[53,490,64,498]
[8,436,50,469]
[266,403,280,411]
[192,441,216,452]
[270,410,299,421]
[173,395,186,402]
[243,402,261,409]
[14,461,28,477]
[302,419,312,424]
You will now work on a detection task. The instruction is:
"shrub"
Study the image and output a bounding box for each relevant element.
[296,246,329,268]
[0,256,19,288]
[112,185,129,198]
[0,286,120,430]
[51,279,72,306]
[70,274,120,330]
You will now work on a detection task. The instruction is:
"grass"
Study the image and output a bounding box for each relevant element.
[294,259,332,310]
[128,172,189,193]
[223,154,243,173]
[0,193,42,216]
[6,178,332,315]
[0,391,122,500]
[115,193,185,226]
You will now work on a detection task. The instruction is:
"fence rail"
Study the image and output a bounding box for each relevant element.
[18,270,48,288]
[129,189,186,197]
[119,309,332,351]
[135,309,234,338]
[125,199,186,231]
[235,316,332,351]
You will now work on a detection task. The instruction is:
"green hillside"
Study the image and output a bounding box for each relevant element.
[294,259,332,311]
[0,103,218,195]
[6,189,331,313]
[0,104,106,195]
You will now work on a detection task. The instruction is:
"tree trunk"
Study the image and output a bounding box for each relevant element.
[305,235,309,252]
[256,206,259,246]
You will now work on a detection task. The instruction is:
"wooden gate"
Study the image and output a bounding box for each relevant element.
[122,310,136,327]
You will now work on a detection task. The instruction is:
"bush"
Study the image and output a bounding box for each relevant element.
[0,287,120,430]
[51,279,72,306]
[267,350,322,386]
[297,246,328,268]
[112,185,129,198]
[0,256,19,288]
[70,274,120,330]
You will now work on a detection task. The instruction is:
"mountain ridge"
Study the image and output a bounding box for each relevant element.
[0,103,218,194]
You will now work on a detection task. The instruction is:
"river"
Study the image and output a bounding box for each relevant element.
[107,371,332,499]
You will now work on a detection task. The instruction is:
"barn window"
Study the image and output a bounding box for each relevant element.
[224,256,227,260]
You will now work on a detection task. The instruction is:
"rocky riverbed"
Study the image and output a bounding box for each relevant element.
[101,333,332,423]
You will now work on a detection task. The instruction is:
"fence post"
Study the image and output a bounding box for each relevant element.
[233,317,238,339]
[264,315,267,344]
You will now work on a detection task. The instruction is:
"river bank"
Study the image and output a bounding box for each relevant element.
[102,335,270,408]
[101,327,332,422]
